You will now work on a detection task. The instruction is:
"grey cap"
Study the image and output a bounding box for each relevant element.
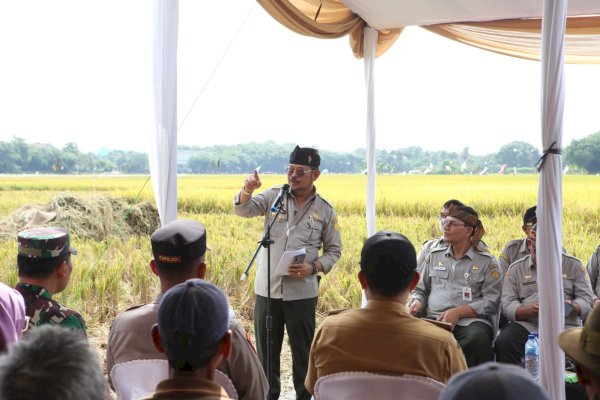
[439,362,549,400]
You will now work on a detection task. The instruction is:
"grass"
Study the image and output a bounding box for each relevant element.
[0,173,599,327]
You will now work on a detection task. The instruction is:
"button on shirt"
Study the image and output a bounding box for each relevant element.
[502,253,594,332]
[234,186,341,300]
[412,246,502,327]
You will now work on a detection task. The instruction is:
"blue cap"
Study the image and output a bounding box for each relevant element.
[157,279,228,369]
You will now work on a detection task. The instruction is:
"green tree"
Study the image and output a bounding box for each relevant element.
[496,141,540,168]
[565,131,600,173]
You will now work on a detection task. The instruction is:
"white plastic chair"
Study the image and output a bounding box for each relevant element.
[314,371,445,400]
[110,359,238,400]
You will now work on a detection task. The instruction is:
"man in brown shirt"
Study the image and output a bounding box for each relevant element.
[305,231,467,394]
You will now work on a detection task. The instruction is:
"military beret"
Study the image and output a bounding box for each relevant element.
[289,145,320,168]
[17,227,77,259]
[151,219,207,265]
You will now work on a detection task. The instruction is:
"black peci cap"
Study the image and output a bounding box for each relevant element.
[360,231,416,276]
[523,206,537,225]
[151,219,206,265]
[289,145,320,168]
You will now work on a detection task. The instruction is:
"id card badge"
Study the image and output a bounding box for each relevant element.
[462,286,472,302]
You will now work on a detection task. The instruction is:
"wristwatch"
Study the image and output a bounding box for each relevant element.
[310,261,318,275]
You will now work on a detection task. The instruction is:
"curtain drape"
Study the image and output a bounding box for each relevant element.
[426,16,600,63]
[151,0,179,226]
[257,0,402,58]
[537,0,567,398]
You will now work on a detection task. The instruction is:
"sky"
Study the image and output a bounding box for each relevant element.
[1,0,599,156]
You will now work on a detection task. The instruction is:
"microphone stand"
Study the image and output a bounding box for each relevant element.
[241,198,286,400]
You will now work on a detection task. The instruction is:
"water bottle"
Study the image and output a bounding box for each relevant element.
[525,334,540,381]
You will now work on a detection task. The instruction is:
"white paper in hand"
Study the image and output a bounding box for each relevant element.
[275,248,306,277]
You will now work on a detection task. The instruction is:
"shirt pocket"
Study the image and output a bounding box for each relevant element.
[520,281,538,299]
[430,267,450,288]
[267,212,288,238]
[563,274,575,297]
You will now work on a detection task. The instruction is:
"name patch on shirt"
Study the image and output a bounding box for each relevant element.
[433,266,447,271]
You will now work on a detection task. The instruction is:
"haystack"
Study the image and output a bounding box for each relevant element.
[0,194,160,241]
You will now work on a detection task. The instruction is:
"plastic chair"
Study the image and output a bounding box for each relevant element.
[314,371,445,400]
[110,359,238,399]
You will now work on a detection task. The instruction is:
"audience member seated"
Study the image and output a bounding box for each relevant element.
[439,362,549,400]
[586,245,600,307]
[410,206,502,367]
[107,219,267,400]
[560,300,600,400]
[305,231,467,395]
[498,205,537,275]
[416,199,464,271]
[0,325,104,400]
[496,224,593,365]
[15,227,86,333]
[0,281,26,352]
[139,279,233,400]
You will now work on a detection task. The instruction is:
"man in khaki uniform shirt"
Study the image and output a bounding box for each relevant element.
[498,205,537,275]
[305,231,466,394]
[586,245,600,307]
[496,224,594,365]
[416,199,464,271]
[410,206,502,367]
[234,146,341,400]
[107,220,267,400]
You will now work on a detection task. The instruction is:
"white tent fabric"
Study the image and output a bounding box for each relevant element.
[151,2,579,397]
[363,27,377,238]
[341,0,600,29]
[537,0,567,398]
[151,0,179,226]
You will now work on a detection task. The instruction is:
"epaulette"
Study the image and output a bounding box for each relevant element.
[316,193,333,209]
[124,303,146,312]
[563,253,583,264]
[476,250,494,259]
[327,308,351,316]
[429,246,446,254]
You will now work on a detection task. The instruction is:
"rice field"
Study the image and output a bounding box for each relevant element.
[1,173,599,330]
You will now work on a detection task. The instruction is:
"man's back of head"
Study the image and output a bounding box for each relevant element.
[153,278,231,373]
[0,325,104,400]
[360,231,417,298]
[150,219,207,282]
[16,227,77,285]
[439,362,548,400]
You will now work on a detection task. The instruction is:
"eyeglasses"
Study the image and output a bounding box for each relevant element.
[286,166,313,177]
[443,220,468,228]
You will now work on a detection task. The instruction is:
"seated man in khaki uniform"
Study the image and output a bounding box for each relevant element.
[107,219,267,400]
[410,206,502,367]
[585,245,600,307]
[305,231,467,395]
[416,199,464,272]
[496,224,593,365]
[498,205,537,275]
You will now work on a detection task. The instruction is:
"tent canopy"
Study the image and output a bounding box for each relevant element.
[341,0,600,28]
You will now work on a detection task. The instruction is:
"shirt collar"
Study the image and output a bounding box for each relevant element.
[445,245,475,260]
[365,299,410,314]
[16,283,52,300]
[153,376,227,396]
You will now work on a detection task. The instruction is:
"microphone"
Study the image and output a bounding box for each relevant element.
[270,184,290,213]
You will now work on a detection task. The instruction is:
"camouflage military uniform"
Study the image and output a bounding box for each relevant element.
[15,283,86,333]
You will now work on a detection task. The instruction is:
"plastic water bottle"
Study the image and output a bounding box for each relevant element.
[525,334,540,381]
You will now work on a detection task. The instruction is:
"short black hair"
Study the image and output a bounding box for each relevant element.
[155,258,202,281]
[360,231,417,297]
[17,252,70,279]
